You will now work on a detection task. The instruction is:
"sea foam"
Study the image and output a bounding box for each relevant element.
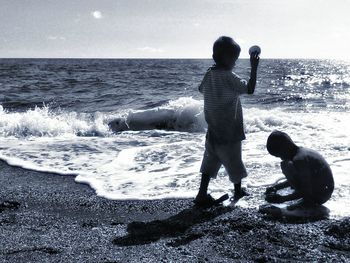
[0,105,109,137]
[0,97,206,137]
[0,97,349,217]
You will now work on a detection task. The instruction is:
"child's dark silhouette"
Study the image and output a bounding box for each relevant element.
[195,36,259,206]
[265,130,334,206]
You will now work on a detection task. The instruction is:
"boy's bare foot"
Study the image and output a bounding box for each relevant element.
[194,194,215,208]
[233,188,250,201]
[194,193,229,208]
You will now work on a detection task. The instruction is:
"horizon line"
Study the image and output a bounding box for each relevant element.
[0,57,347,61]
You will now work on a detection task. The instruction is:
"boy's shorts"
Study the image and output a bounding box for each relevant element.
[200,139,247,184]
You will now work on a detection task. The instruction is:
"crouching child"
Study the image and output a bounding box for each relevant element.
[265,130,334,207]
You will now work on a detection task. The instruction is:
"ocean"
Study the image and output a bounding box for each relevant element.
[0,59,349,217]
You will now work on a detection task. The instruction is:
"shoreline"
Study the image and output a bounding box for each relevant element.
[0,160,349,262]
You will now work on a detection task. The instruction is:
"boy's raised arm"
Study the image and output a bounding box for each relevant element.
[247,53,259,94]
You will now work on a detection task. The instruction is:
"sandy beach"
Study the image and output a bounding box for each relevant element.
[0,160,348,262]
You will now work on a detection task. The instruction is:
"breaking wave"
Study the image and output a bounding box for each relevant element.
[1,97,334,138]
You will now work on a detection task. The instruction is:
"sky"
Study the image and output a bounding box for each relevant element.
[0,0,349,59]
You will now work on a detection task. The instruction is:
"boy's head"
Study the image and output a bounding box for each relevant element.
[266,130,298,160]
[212,36,241,70]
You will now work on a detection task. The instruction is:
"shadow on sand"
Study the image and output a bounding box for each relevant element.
[113,201,332,247]
[113,205,233,246]
[259,203,330,223]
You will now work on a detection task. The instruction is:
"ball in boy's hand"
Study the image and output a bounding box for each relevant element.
[249,45,261,56]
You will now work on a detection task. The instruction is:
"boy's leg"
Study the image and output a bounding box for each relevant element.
[218,141,249,200]
[196,141,221,200]
[301,187,332,206]
[195,173,211,201]
[234,182,250,200]
[266,189,302,204]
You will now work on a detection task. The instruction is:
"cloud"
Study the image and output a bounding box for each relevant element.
[137,46,164,53]
[91,10,103,19]
[47,36,66,41]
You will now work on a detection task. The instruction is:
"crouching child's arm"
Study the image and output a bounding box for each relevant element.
[247,53,259,94]
[265,180,290,194]
[265,161,304,204]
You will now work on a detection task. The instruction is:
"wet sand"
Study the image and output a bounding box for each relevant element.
[0,160,349,262]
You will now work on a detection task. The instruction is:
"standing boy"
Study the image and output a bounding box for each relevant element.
[195,36,259,206]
